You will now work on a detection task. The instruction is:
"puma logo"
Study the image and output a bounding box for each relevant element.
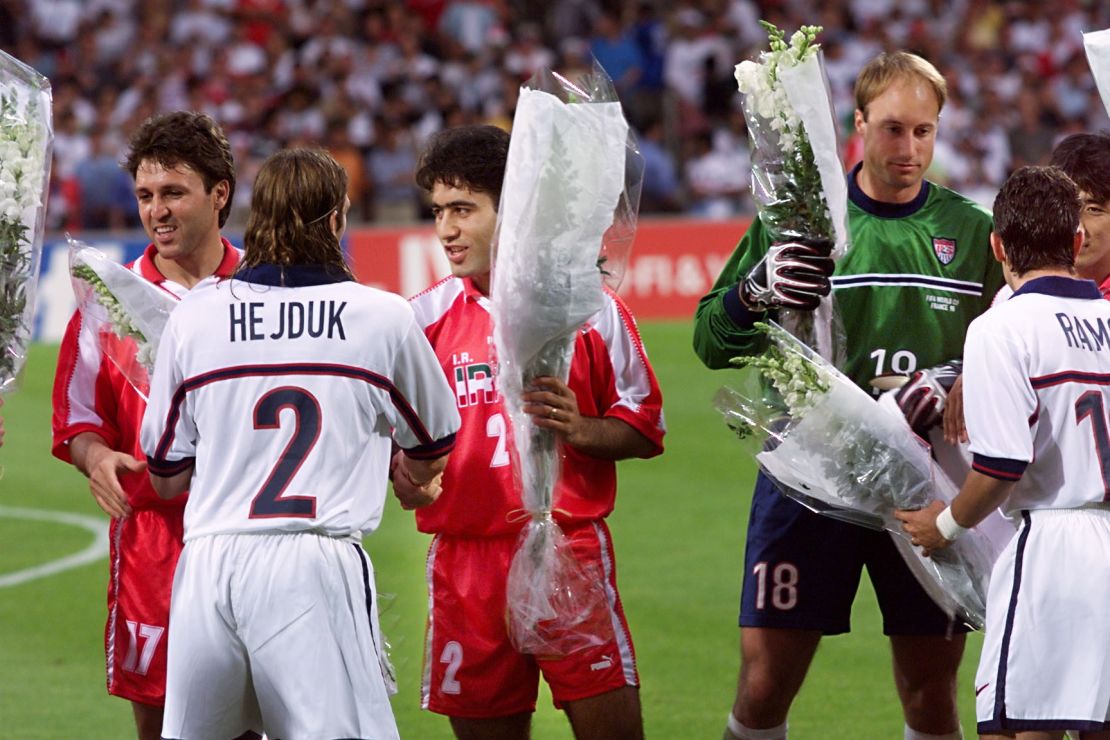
[590,655,614,671]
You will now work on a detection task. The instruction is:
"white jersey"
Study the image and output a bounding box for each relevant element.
[963,276,1110,514]
[140,265,460,541]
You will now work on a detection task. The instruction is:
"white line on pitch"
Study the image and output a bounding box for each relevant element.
[0,506,109,588]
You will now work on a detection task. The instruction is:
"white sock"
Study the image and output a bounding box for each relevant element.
[904,724,962,740]
[725,713,787,740]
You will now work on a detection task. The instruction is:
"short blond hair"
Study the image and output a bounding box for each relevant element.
[854,51,947,119]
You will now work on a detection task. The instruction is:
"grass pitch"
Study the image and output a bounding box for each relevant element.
[0,322,982,738]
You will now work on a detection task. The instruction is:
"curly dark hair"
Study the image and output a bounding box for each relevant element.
[123,111,236,227]
[415,125,509,206]
[240,148,353,279]
[993,166,1081,276]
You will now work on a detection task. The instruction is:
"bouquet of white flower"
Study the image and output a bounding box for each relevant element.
[734,22,849,362]
[0,50,52,393]
[718,322,1015,628]
[69,240,178,398]
[492,63,641,656]
[1084,27,1110,120]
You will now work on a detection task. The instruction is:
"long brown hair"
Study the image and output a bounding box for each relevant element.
[241,148,353,279]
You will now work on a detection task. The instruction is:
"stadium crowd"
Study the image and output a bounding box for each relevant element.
[1,0,1109,229]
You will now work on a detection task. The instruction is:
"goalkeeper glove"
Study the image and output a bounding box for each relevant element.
[894,359,963,436]
[739,238,835,312]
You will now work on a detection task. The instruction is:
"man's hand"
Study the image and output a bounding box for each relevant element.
[84,446,145,519]
[895,360,963,437]
[522,376,586,447]
[390,451,443,510]
[893,500,950,557]
[941,374,967,444]
[739,238,835,312]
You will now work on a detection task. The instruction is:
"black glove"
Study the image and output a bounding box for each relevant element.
[739,238,835,312]
[894,360,963,436]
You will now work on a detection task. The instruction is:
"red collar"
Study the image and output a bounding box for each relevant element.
[461,276,490,302]
[1100,274,1110,300]
[138,238,240,284]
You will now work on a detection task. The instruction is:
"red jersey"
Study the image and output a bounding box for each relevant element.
[409,276,665,537]
[52,241,240,510]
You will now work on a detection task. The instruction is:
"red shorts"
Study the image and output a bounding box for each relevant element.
[105,506,184,706]
[421,521,638,718]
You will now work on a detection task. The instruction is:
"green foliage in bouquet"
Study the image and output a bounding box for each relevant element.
[735,22,832,242]
[0,88,47,385]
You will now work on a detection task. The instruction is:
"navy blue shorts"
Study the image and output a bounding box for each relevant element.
[739,472,970,636]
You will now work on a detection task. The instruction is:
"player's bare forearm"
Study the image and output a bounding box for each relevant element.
[563,416,656,460]
[149,465,193,500]
[522,376,656,460]
[69,431,144,518]
[69,431,113,477]
[895,471,1013,555]
[950,470,1014,528]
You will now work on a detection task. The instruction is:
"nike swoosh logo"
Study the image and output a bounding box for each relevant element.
[976,683,990,696]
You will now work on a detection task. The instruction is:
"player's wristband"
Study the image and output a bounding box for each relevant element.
[935,506,968,542]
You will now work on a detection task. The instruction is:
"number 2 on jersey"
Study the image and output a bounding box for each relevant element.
[486,413,510,468]
[250,386,321,518]
[1075,390,1110,500]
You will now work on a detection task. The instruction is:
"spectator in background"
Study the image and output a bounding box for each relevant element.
[626,0,667,125]
[5,0,1110,228]
[73,131,133,230]
[1008,88,1056,168]
[638,118,682,213]
[504,22,554,81]
[367,121,418,224]
[438,0,503,54]
[325,118,369,222]
[589,11,642,97]
[684,130,749,220]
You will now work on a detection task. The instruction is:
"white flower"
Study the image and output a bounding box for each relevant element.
[0,68,51,388]
[0,197,20,221]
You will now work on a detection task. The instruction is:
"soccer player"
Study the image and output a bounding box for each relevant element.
[896,166,1110,739]
[139,148,460,740]
[942,132,1110,445]
[1050,132,1110,295]
[397,124,665,739]
[693,51,1004,740]
[50,111,241,740]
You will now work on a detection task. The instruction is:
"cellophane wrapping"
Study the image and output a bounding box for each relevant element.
[69,239,178,399]
[492,63,641,655]
[716,321,1015,629]
[734,24,848,363]
[0,50,52,393]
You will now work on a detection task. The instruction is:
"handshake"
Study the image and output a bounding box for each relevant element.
[739,237,835,312]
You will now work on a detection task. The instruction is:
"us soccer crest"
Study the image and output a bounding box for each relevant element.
[933,236,956,265]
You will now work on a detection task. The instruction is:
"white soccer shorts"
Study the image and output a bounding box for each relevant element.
[976,507,1110,733]
[162,531,399,740]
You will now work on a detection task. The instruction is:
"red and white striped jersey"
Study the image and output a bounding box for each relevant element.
[51,240,240,511]
[140,264,460,541]
[965,276,1110,513]
[409,276,665,537]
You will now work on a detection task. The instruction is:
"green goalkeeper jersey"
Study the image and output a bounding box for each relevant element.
[693,166,1004,390]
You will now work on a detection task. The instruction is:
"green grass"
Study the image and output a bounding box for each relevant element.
[0,324,983,738]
